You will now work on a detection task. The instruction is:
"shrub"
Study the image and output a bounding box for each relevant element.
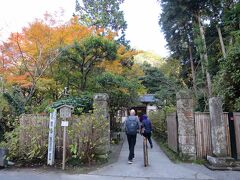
[0,109,110,166]
[49,96,93,115]
[68,110,109,165]
[149,105,176,141]
[0,121,48,164]
[0,95,17,142]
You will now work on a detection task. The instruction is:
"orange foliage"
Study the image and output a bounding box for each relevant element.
[117,45,140,63]
[6,73,32,88]
[0,12,134,92]
[99,45,140,75]
[0,15,96,88]
[61,16,94,44]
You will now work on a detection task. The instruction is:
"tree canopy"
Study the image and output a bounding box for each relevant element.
[75,0,128,46]
[159,0,240,111]
[58,35,117,91]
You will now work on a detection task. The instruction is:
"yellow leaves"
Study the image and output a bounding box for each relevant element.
[105,31,118,40]
[99,45,144,78]
[36,77,59,91]
[117,45,140,69]
[99,60,123,74]
[131,63,145,77]
[117,45,139,61]
[62,16,94,44]
[99,45,140,75]
[119,87,129,94]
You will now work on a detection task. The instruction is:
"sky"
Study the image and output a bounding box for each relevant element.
[0,0,169,57]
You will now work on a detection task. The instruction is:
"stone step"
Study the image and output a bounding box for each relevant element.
[207,155,240,169]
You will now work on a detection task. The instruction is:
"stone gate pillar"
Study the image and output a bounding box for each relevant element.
[93,93,110,152]
[209,97,228,156]
[176,91,196,159]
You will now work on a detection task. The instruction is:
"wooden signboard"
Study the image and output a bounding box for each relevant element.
[47,109,57,165]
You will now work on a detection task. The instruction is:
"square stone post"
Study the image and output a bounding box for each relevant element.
[93,93,110,152]
[176,91,196,159]
[209,97,228,156]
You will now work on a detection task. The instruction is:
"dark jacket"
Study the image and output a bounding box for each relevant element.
[141,114,152,133]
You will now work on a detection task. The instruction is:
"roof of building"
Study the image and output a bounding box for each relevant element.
[56,104,74,110]
[140,94,158,103]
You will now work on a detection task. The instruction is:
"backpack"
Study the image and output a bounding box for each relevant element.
[125,116,138,135]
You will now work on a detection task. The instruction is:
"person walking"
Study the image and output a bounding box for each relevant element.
[141,114,153,148]
[124,109,140,164]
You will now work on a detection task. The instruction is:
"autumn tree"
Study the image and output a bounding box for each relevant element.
[0,14,96,109]
[0,11,139,115]
[1,29,61,105]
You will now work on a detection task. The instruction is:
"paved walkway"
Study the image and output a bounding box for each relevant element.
[89,135,213,179]
[1,135,240,180]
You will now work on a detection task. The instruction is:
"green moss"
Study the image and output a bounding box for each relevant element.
[153,135,206,165]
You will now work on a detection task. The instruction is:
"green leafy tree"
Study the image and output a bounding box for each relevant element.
[75,0,128,46]
[159,0,200,96]
[224,2,240,43]
[140,63,167,94]
[213,32,240,111]
[212,2,240,111]
[96,72,144,129]
[3,87,25,115]
[0,95,17,142]
[159,0,239,110]
[57,36,117,92]
[139,62,178,106]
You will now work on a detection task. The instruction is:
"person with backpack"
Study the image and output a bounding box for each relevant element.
[124,109,140,164]
[141,114,153,148]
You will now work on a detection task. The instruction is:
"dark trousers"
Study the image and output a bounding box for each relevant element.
[127,134,137,160]
[143,132,152,147]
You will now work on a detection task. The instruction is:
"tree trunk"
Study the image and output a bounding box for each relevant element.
[197,15,212,98]
[80,67,86,92]
[200,53,205,76]
[189,45,197,96]
[196,44,205,76]
[216,25,226,58]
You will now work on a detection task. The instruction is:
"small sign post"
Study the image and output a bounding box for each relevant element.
[59,105,73,170]
[61,121,68,170]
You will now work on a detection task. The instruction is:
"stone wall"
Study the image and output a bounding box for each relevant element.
[209,97,228,156]
[18,93,111,162]
[93,93,110,152]
[176,91,196,159]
